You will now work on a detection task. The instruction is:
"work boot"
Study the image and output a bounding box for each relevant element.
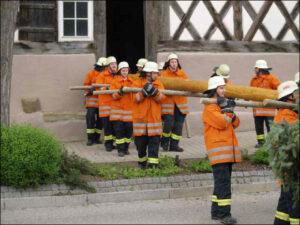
[211,216,221,220]
[220,216,237,225]
[169,139,184,152]
[138,162,147,170]
[105,141,113,152]
[86,139,93,146]
[255,140,265,148]
[94,139,102,144]
[125,143,130,155]
[160,137,169,151]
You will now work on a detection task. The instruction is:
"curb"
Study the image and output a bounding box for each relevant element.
[1,182,279,210]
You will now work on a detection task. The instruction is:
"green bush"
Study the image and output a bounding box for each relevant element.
[1,123,63,187]
[252,148,269,165]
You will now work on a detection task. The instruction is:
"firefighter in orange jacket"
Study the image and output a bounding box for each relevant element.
[135,58,148,75]
[109,61,134,157]
[273,80,299,225]
[160,53,189,152]
[202,76,242,225]
[132,61,166,169]
[83,57,106,146]
[211,64,231,84]
[95,56,118,152]
[250,59,280,148]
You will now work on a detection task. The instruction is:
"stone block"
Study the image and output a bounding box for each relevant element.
[105,181,113,188]
[165,183,172,189]
[120,179,129,186]
[171,183,179,188]
[180,182,187,188]
[187,181,194,188]
[21,97,41,113]
[174,176,183,182]
[236,172,243,177]
[250,171,258,176]
[193,181,201,187]
[98,182,106,188]
[1,186,8,193]
[257,171,264,176]
[144,177,153,184]
[88,182,98,188]
[243,171,250,177]
[167,176,175,183]
[116,186,126,192]
[128,179,137,185]
[137,178,143,184]
[153,177,160,183]
[183,175,192,181]
[112,180,120,187]
[141,184,149,190]
[160,177,168,183]
[231,172,237,178]
[149,184,158,189]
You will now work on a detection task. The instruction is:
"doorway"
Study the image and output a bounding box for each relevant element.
[106,0,145,73]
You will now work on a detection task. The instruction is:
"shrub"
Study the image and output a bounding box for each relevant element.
[1,123,62,187]
[252,148,269,165]
[183,156,212,172]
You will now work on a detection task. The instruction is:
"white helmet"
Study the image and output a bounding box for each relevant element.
[294,72,299,83]
[278,80,298,99]
[96,57,107,66]
[158,62,165,70]
[216,64,230,79]
[106,56,117,65]
[142,61,159,73]
[136,58,148,67]
[207,76,226,91]
[168,53,178,61]
[254,59,271,70]
[118,61,129,70]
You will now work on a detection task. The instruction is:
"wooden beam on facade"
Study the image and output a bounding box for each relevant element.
[170,1,201,40]
[18,27,55,33]
[20,2,55,9]
[232,1,243,40]
[203,0,232,40]
[93,1,106,59]
[241,1,272,41]
[274,1,299,41]
[204,1,231,40]
[244,1,273,41]
[276,1,299,41]
[172,1,200,40]
[157,40,299,53]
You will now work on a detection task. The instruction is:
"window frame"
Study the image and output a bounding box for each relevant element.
[58,0,93,42]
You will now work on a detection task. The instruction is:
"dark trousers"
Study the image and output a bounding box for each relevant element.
[86,107,102,141]
[211,163,232,219]
[135,135,160,167]
[254,116,274,143]
[274,186,300,224]
[102,116,115,148]
[112,120,133,153]
[162,105,186,147]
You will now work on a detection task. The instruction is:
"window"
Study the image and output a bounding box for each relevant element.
[58,0,93,41]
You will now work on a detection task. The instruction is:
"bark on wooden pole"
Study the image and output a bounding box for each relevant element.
[263,99,297,110]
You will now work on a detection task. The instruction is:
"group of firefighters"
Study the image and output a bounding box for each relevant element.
[83,53,299,224]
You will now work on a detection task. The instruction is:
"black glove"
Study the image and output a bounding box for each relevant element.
[217,97,227,109]
[118,85,124,96]
[150,87,159,97]
[88,87,95,95]
[143,82,155,94]
[222,99,236,113]
[141,89,149,97]
[232,113,237,123]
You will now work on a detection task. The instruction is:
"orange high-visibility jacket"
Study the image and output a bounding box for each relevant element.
[160,67,189,115]
[109,76,134,122]
[95,68,117,117]
[132,78,166,136]
[202,102,242,166]
[250,74,280,117]
[274,108,298,185]
[274,108,299,124]
[83,69,101,108]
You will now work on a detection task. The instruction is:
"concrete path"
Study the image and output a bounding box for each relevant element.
[65,131,257,163]
[1,190,279,224]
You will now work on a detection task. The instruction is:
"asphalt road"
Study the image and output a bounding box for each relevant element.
[2,191,279,224]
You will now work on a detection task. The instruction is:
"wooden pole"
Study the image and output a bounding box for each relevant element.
[70,75,278,101]
[200,98,295,109]
[70,86,92,90]
[93,87,207,97]
[263,99,297,110]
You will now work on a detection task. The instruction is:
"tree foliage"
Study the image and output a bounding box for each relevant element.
[265,99,299,208]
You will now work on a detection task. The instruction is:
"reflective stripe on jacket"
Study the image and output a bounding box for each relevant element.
[83,69,101,108]
[160,67,189,115]
[109,76,134,122]
[250,73,280,117]
[202,102,242,166]
[132,78,166,136]
[95,68,117,117]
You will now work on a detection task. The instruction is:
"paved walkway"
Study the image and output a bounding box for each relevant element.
[65,131,258,163]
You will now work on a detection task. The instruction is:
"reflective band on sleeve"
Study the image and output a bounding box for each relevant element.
[148,157,159,164]
[147,122,162,127]
[122,110,132,114]
[138,156,147,162]
[161,104,173,108]
[207,146,240,154]
[161,109,173,113]
[148,128,163,133]
[155,92,163,101]
[122,116,133,120]
[179,108,189,112]
[209,154,241,162]
[115,138,125,144]
[176,104,188,108]
[224,114,231,124]
[217,198,232,206]
[95,129,102,134]
[124,138,131,143]
[256,134,265,140]
[110,115,122,119]
[86,102,98,106]
[134,129,146,133]
[111,109,123,114]
[99,106,111,110]
[112,93,118,100]
[136,92,141,102]
[104,135,114,141]
[275,211,290,221]
[171,133,182,140]
[290,218,300,225]
[212,195,218,202]
[134,123,147,127]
